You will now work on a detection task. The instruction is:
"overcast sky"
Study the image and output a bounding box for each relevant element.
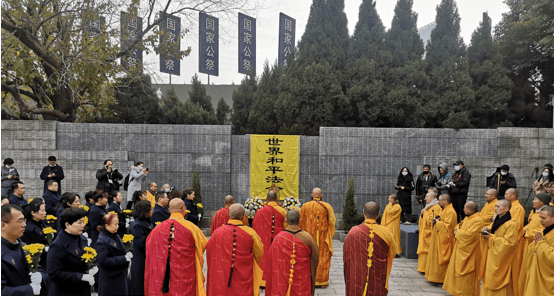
[144,0,510,86]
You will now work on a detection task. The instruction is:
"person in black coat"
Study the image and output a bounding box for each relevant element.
[39,156,64,194]
[415,164,438,207]
[95,160,123,193]
[449,160,471,222]
[42,180,61,216]
[21,199,49,270]
[1,204,48,296]
[95,213,132,296]
[8,182,28,207]
[489,164,517,198]
[183,188,200,225]
[89,192,108,247]
[151,192,170,224]
[107,191,127,237]
[129,200,152,296]
[47,207,96,296]
[395,167,415,224]
[55,193,81,233]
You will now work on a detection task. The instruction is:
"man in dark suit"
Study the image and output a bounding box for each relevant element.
[1,204,48,295]
[42,180,61,216]
[8,182,27,207]
[39,156,64,194]
[151,192,170,224]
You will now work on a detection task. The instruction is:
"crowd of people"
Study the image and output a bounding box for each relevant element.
[1,156,554,296]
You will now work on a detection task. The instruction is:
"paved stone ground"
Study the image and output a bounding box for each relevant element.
[259,240,450,296]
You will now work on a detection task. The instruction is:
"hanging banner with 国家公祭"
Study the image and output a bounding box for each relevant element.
[250,135,299,200]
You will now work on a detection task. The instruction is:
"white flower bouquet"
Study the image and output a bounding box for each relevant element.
[282,196,301,211]
[243,196,264,218]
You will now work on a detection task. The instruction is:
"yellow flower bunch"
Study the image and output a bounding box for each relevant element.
[22,244,45,272]
[82,247,97,264]
[122,234,134,244]
[79,205,89,212]
[46,215,57,221]
[155,221,161,226]
[43,227,57,235]
[83,216,88,225]
[108,211,117,215]
[123,209,132,214]
[196,203,203,208]
[28,198,34,203]
[22,243,45,255]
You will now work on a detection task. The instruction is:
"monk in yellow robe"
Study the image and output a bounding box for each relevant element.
[505,188,524,295]
[523,205,554,296]
[266,210,319,296]
[443,201,485,296]
[145,198,207,296]
[425,194,457,284]
[343,202,396,296]
[480,199,519,296]
[479,189,498,224]
[299,187,336,288]
[417,192,442,273]
[517,193,550,295]
[210,195,248,234]
[253,190,287,287]
[206,204,263,296]
[381,194,402,254]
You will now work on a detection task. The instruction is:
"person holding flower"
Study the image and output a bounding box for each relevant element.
[55,193,80,232]
[343,202,396,296]
[96,213,132,296]
[183,188,201,226]
[129,200,152,296]
[107,191,127,237]
[2,204,47,296]
[21,198,49,269]
[47,207,96,296]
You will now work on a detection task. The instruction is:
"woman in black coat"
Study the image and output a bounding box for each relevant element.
[47,207,97,296]
[395,167,415,224]
[55,193,81,232]
[129,200,153,296]
[96,213,132,296]
[21,198,49,269]
[107,191,127,237]
[89,192,108,247]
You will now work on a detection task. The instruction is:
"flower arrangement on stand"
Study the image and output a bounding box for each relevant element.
[282,196,301,211]
[243,196,264,219]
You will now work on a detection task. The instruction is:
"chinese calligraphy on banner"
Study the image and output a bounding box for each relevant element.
[87,16,105,40]
[199,12,219,76]
[278,13,295,67]
[238,13,256,74]
[121,11,143,71]
[250,135,299,200]
[159,13,180,75]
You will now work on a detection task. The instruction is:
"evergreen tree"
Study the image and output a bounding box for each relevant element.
[189,74,214,113]
[162,98,218,125]
[423,0,475,128]
[192,170,204,216]
[109,75,163,124]
[248,61,283,134]
[467,13,512,127]
[161,87,179,114]
[385,0,424,67]
[350,0,386,61]
[231,72,257,134]
[216,98,231,125]
[342,176,361,233]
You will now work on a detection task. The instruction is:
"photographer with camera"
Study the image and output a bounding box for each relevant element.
[1,158,19,199]
[95,160,123,193]
[489,164,517,198]
[416,164,438,209]
[39,156,64,194]
[125,162,149,210]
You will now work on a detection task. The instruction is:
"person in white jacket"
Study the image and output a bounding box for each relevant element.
[126,162,149,210]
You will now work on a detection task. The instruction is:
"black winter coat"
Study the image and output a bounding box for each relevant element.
[95,231,129,296]
[396,176,415,213]
[129,219,152,296]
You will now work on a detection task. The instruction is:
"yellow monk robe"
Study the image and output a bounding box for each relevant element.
[523,227,554,296]
[147,190,156,208]
[417,204,441,273]
[479,198,498,224]
[210,205,249,234]
[299,198,336,286]
[381,203,402,254]
[442,212,485,296]
[481,220,519,296]
[425,203,457,283]
[517,210,544,295]
[145,212,207,296]
[509,199,525,296]
[206,219,263,296]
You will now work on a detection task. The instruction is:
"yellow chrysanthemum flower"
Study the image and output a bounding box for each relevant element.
[43,227,57,235]
[46,215,57,220]
[108,211,117,215]
[123,210,132,214]
[122,234,134,244]
[196,203,203,208]
[83,216,88,225]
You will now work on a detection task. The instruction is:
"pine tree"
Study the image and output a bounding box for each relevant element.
[231,72,257,134]
[189,74,214,113]
[342,176,358,233]
[467,13,512,127]
[350,0,386,62]
[385,0,424,67]
[248,61,283,134]
[109,75,163,124]
[192,170,204,216]
[161,87,179,114]
[216,98,230,125]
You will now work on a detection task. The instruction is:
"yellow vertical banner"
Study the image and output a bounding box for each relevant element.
[250,135,299,200]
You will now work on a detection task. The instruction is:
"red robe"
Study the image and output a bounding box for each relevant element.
[343,220,395,296]
[266,231,312,296]
[145,213,207,296]
[253,203,286,286]
[210,206,249,235]
[206,219,263,296]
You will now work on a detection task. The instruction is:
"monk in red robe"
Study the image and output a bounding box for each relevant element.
[253,190,287,287]
[206,204,264,296]
[344,202,396,296]
[266,210,319,296]
[145,199,207,296]
[210,195,249,234]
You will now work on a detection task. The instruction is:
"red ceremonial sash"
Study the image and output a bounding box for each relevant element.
[344,224,389,296]
[145,219,197,296]
[211,207,230,234]
[253,205,285,283]
[206,224,255,296]
[266,231,312,296]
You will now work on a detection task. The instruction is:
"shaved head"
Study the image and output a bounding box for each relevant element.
[464,201,478,216]
[505,188,518,202]
[168,198,185,213]
[539,206,554,228]
[229,204,245,220]
[267,190,277,201]
[311,188,323,200]
[497,199,511,209]
[363,202,380,219]
[286,210,300,225]
[224,195,235,205]
[540,205,554,217]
